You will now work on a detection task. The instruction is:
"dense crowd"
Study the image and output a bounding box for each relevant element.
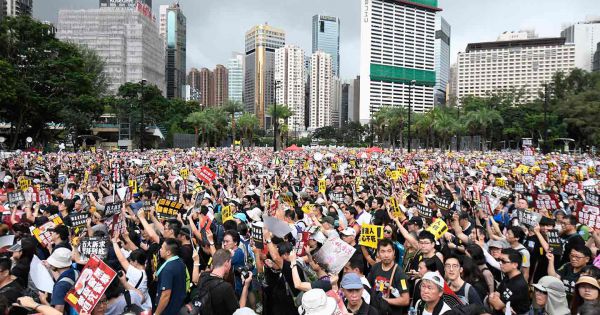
[0,146,599,315]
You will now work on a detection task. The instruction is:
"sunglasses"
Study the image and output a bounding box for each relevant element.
[384,229,393,234]
[499,259,513,264]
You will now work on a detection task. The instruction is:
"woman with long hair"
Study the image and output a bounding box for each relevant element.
[465,244,495,294]
[570,276,600,314]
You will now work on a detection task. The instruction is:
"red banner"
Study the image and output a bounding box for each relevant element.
[194,166,216,185]
[65,255,117,314]
[533,194,560,211]
[576,202,600,229]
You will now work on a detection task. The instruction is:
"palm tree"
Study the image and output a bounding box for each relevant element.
[267,104,293,150]
[237,113,259,148]
[184,111,213,147]
[464,106,503,150]
[222,100,244,148]
[204,107,228,147]
[433,109,459,151]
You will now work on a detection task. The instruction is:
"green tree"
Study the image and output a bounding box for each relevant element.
[222,100,244,147]
[237,112,259,148]
[267,104,293,150]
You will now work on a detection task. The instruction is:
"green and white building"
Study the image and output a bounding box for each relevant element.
[360,0,440,123]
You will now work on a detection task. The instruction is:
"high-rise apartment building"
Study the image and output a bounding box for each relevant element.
[160,3,186,99]
[312,15,340,77]
[213,64,228,106]
[457,32,575,103]
[360,0,440,124]
[447,64,458,103]
[561,18,600,71]
[227,52,244,103]
[309,51,332,129]
[0,0,32,22]
[341,83,350,128]
[187,67,201,92]
[198,68,212,107]
[275,45,306,131]
[434,16,451,106]
[349,76,360,123]
[594,42,600,72]
[57,6,165,94]
[244,24,285,128]
[331,76,342,127]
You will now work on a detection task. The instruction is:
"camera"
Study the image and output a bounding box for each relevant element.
[235,263,254,281]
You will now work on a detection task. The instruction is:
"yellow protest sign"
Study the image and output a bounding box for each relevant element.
[331,163,337,171]
[359,224,383,249]
[180,168,189,179]
[289,159,295,166]
[90,146,96,154]
[391,171,400,181]
[281,194,295,208]
[301,204,313,214]
[355,177,362,190]
[495,178,505,187]
[398,167,407,175]
[222,205,233,223]
[426,218,448,240]
[588,166,596,175]
[234,140,241,145]
[318,179,326,194]
[418,183,426,202]
[128,179,138,194]
[389,197,406,221]
[303,161,309,170]
[368,167,375,176]
[83,171,89,185]
[350,160,356,168]
[385,168,392,178]
[19,178,31,191]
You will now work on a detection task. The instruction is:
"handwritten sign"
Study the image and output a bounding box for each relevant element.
[314,237,356,274]
[426,218,448,240]
[194,166,216,184]
[155,199,184,220]
[358,224,383,249]
[65,255,117,314]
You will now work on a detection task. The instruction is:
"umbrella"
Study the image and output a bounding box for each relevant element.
[284,144,302,151]
[366,147,384,153]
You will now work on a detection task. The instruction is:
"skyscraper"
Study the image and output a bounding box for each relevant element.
[57,5,165,94]
[275,45,306,132]
[341,83,350,128]
[187,68,201,92]
[594,42,600,72]
[312,15,340,77]
[309,51,332,129]
[227,52,244,103]
[434,16,451,106]
[0,0,32,22]
[198,68,212,107]
[330,76,342,127]
[561,18,600,71]
[160,3,186,99]
[213,64,228,106]
[360,0,439,124]
[244,24,285,129]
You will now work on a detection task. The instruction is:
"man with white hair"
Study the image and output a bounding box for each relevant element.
[414,272,452,315]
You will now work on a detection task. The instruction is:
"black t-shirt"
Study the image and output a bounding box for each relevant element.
[524,235,545,283]
[557,263,580,300]
[409,253,445,277]
[345,298,380,315]
[367,263,410,315]
[495,273,531,315]
[180,243,194,277]
[559,233,585,266]
[454,282,483,306]
[198,273,239,315]
[0,280,26,315]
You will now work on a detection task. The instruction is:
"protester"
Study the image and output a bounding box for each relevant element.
[341,273,379,315]
[530,276,570,315]
[413,271,452,315]
[570,276,600,314]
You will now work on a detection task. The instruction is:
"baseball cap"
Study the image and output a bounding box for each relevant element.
[408,217,423,228]
[46,247,73,269]
[422,271,445,289]
[340,273,363,290]
[340,228,356,237]
[532,276,567,294]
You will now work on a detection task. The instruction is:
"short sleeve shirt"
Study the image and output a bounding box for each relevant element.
[367,263,409,315]
[155,258,187,315]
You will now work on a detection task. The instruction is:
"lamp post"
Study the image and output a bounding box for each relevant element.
[139,79,147,151]
[407,80,416,153]
[273,80,282,152]
[456,105,461,151]
[543,83,550,154]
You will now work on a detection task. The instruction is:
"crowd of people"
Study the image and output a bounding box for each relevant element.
[0,146,598,315]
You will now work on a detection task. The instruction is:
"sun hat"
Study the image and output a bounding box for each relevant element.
[298,288,337,315]
[47,247,72,269]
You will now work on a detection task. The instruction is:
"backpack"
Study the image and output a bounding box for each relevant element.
[188,277,225,315]
[122,290,145,315]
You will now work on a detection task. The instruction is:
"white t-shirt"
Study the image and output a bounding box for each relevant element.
[126,265,152,310]
[356,210,372,227]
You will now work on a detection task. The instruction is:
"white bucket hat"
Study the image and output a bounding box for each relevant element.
[298,289,337,315]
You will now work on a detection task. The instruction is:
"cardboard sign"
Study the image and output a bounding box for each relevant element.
[426,218,448,240]
[576,202,600,229]
[517,209,542,227]
[318,179,326,194]
[389,197,406,221]
[7,191,25,205]
[79,237,109,260]
[314,237,356,274]
[221,205,233,223]
[416,204,433,222]
[533,194,560,210]
[155,199,184,220]
[294,232,310,257]
[65,255,117,314]
[194,166,216,184]
[103,202,122,217]
[546,229,563,256]
[359,224,383,249]
[250,222,264,249]
[32,216,64,247]
[585,190,600,206]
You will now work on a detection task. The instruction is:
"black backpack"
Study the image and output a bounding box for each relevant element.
[122,290,145,315]
[186,278,225,315]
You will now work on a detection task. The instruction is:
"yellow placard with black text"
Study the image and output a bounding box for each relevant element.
[359,224,383,249]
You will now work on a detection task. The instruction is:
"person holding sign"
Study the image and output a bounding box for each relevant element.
[367,238,410,315]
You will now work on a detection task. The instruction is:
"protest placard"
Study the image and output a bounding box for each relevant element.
[535,173,548,184]
[294,232,310,257]
[416,204,433,222]
[433,196,452,211]
[128,179,138,194]
[103,202,122,217]
[565,182,580,195]
[65,255,117,314]
[79,237,109,260]
[7,191,25,205]
[32,216,64,247]
[533,194,560,210]
[359,224,383,249]
[576,202,600,229]
[418,183,426,202]
[314,237,356,274]
[106,213,126,237]
[546,229,563,256]
[221,205,233,223]
[495,178,506,187]
[67,212,89,234]
[180,168,189,179]
[281,194,295,208]
[263,215,292,238]
[18,178,31,191]
[585,190,599,206]
[301,203,314,214]
[517,209,542,227]
[515,183,525,193]
[426,218,448,240]
[250,222,264,249]
[31,255,54,293]
[166,193,179,202]
[492,187,512,199]
[156,198,184,220]
[35,188,51,205]
[389,196,406,221]
[194,166,216,184]
[111,162,122,183]
[318,179,326,194]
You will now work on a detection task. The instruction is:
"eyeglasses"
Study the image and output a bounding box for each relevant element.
[499,259,512,264]
[418,241,433,245]
[444,264,460,270]
[570,254,586,260]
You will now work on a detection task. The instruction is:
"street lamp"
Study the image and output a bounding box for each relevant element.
[407,80,416,153]
[543,83,551,154]
[273,80,282,152]
[139,79,147,151]
[456,105,461,151]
